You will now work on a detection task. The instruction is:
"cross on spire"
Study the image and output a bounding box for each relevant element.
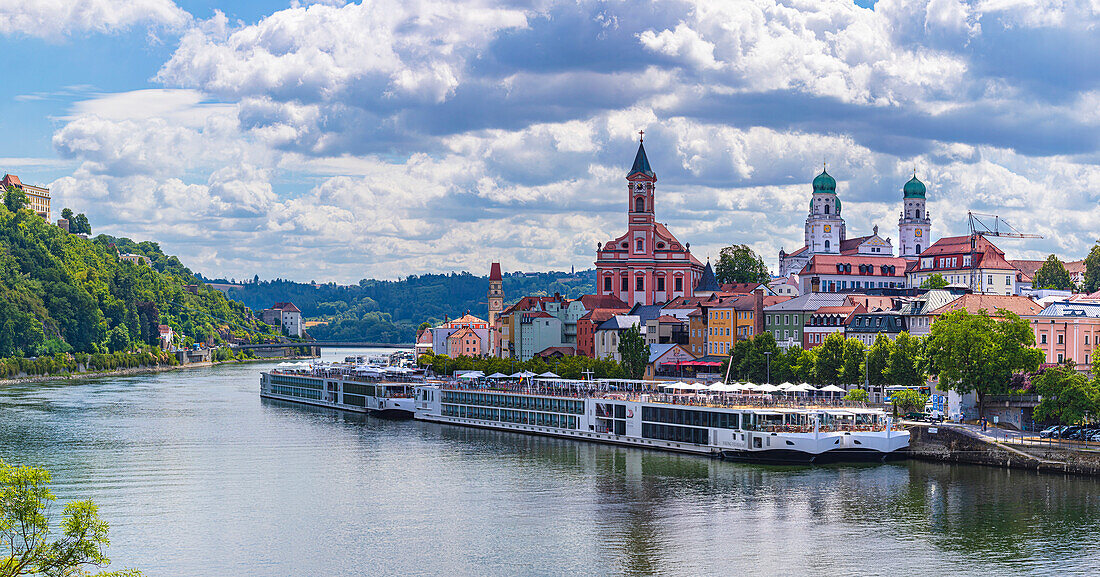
[639,130,644,143]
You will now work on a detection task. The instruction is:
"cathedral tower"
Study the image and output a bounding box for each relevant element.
[898,174,931,259]
[487,262,503,356]
[804,168,845,254]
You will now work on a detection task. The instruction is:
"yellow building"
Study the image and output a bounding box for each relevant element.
[707,297,736,356]
[2,174,49,220]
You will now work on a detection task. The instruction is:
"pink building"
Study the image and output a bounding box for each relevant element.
[595,136,703,307]
[1028,302,1100,371]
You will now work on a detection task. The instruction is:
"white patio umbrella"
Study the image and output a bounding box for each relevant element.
[659,381,688,389]
[740,383,759,391]
[776,383,794,391]
[538,371,561,378]
[457,372,481,380]
[487,372,508,379]
[791,383,818,392]
[705,383,728,392]
[819,384,846,393]
[756,384,780,393]
[511,371,536,378]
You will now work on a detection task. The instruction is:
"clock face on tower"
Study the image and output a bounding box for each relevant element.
[634,182,645,192]
[915,229,923,237]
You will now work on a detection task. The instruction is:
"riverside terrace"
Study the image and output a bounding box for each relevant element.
[438,377,895,433]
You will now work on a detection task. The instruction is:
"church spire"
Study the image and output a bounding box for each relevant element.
[628,135,655,179]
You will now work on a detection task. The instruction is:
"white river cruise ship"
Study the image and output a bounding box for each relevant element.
[413,378,909,464]
[259,361,420,418]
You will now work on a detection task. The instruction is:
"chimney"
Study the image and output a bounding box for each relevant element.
[753,287,765,337]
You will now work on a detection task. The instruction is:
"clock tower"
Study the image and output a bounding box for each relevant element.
[898,173,931,259]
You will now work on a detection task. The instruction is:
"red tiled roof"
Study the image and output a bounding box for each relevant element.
[845,295,895,312]
[577,294,628,310]
[653,315,682,323]
[272,302,301,313]
[2,174,21,187]
[914,235,1016,272]
[447,327,478,341]
[763,296,793,307]
[417,330,433,344]
[719,282,763,294]
[663,295,713,308]
[524,311,554,319]
[534,346,575,358]
[929,294,1042,316]
[798,254,908,276]
[579,307,629,322]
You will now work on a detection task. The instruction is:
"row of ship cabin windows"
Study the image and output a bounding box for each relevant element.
[604,276,683,293]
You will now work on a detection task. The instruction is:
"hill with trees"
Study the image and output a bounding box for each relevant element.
[0,196,277,358]
[211,269,596,343]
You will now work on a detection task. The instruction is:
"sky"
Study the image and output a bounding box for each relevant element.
[1,0,1098,284]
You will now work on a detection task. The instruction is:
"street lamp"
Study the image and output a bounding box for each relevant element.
[764,351,772,385]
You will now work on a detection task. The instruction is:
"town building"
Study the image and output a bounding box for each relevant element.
[1028,301,1100,371]
[644,343,696,379]
[847,311,907,346]
[797,250,908,294]
[119,253,151,266]
[594,315,641,361]
[430,313,490,357]
[595,137,704,307]
[447,327,484,357]
[516,311,565,360]
[907,235,1019,295]
[644,315,687,347]
[157,325,175,350]
[803,304,862,348]
[262,302,303,337]
[415,328,434,356]
[487,263,504,356]
[577,305,630,358]
[764,292,853,350]
[894,289,962,337]
[2,174,50,219]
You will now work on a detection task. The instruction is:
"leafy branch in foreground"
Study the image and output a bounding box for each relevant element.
[0,460,140,577]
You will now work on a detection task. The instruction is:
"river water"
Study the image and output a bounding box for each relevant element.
[0,349,1098,576]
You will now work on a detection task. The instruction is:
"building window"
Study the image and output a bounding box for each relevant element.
[1041,334,1047,344]
[621,277,629,292]
[604,277,612,292]
[1058,353,1064,363]
[824,240,830,251]
[916,244,921,254]
[1087,335,1091,345]
[636,239,644,252]
[635,196,645,212]
[824,204,830,215]
[1005,275,1012,285]
[674,277,683,292]
[657,277,665,292]
[1058,334,1064,345]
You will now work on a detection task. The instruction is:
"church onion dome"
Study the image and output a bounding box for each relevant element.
[903,175,926,198]
[812,169,836,194]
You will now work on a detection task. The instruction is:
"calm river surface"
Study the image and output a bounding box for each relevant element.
[1,349,1099,576]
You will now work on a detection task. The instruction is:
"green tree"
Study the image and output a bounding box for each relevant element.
[1084,243,1100,293]
[61,208,74,221]
[0,460,141,577]
[1033,363,1099,425]
[926,309,1043,419]
[891,389,929,414]
[617,325,649,380]
[3,187,27,213]
[843,388,868,402]
[106,325,130,354]
[791,348,816,382]
[919,273,948,289]
[865,334,893,388]
[813,332,846,385]
[1032,254,1072,290]
[72,213,91,235]
[714,244,770,285]
[840,338,865,385]
[885,332,925,388]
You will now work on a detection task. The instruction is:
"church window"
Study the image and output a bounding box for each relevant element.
[916,244,921,254]
[604,277,612,293]
[824,204,830,215]
[824,240,830,251]
[636,276,644,291]
[621,277,628,292]
[675,277,682,292]
[635,196,645,212]
[636,239,644,252]
[657,277,665,292]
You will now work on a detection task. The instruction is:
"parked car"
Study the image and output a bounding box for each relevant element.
[1058,426,1083,440]
[1039,425,1065,438]
[1085,429,1100,442]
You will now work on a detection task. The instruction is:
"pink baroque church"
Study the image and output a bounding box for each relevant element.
[595,135,704,307]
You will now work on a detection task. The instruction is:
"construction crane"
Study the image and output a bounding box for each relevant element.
[967,211,1042,293]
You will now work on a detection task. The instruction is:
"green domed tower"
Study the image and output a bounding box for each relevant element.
[898,172,931,259]
[804,166,845,254]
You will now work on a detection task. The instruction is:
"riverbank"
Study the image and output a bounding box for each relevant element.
[906,424,1100,477]
[0,354,315,387]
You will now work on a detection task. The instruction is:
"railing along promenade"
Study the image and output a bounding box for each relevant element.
[438,380,874,411]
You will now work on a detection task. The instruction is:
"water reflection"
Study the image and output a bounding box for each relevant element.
[0,355,1095,576]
